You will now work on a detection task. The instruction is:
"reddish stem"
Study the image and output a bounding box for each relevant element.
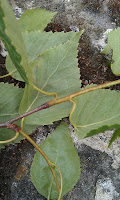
[0,102,49,128]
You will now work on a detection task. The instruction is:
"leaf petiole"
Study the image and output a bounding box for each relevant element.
[0,70,16,79]
[0,131,19,144]
[19,128,63,199]
[0,79,120,129]
[32,83,58,100]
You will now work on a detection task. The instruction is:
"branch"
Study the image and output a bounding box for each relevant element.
[0,79,120,128]
[1,79,120,199]
[0,102,49,128]
[49,79,120,106]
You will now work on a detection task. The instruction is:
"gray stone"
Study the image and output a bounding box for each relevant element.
[0,40,8,57]
[95,177,119,200]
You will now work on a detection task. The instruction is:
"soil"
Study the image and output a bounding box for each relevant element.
[108,0,120,26]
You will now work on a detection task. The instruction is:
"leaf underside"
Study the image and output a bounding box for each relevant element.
[1,4,83,127]
[71,85,120,139]
[102,27,120,75]
[19,31,83,125]
[0,83,36,149]
[0,5,84,146]
[30,122,81,199]
[6,31,78,81]
[19,8,56,33]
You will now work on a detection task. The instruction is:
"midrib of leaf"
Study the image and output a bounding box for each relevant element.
[0,90,22,110]
[21,78,79,120]
[74,89,120,128]
[19,32,82,125]
[41,69,78,91]
[22,40,80,114]
[84,91,108,125]
[26,92,39,113]
[0,113,18,117]
[75,112,120,128]
[49,141,62,194]
[20,45,71,115]
[40,44,72,90]
[26,80,77,115]
[48,62,77,84]
[74,92,91,124]
[55,141,62,164]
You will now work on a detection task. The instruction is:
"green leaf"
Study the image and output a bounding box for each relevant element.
[19,31,83,125]
[6,55,23,82]
[0,83,36,149]
[102,27,120,75]
[20,86,72,125]
[19,8,56,32]
[30,122,80,199]
[23,31,77,62]
[70,85,120,139]
[108,128,120,147]
[0,0,29,83]
[5,8,56,81]
[6,31,77,81]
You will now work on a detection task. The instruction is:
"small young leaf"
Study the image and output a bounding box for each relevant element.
[70,85,120,139]
[0,0,29,83]
[0,83,36,149]
[102,27,120,75]
[108,128,120,147]
[30,122,81,199]
[19,8,56,32]
[19,31,83,125]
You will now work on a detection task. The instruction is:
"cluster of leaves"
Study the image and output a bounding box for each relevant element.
[0,0,120,199]
[0,0,83,148]
[0,0,82,198]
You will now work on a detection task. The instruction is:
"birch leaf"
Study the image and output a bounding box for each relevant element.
[0,83,36,149]
[102,27,120,75]
[6,31,77,81]
[19,31,83,125]
[0,0,29,83]
[19,8,56,32]
[70,86,120,139]
[30,122,80,199]
[108,128,120,147]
